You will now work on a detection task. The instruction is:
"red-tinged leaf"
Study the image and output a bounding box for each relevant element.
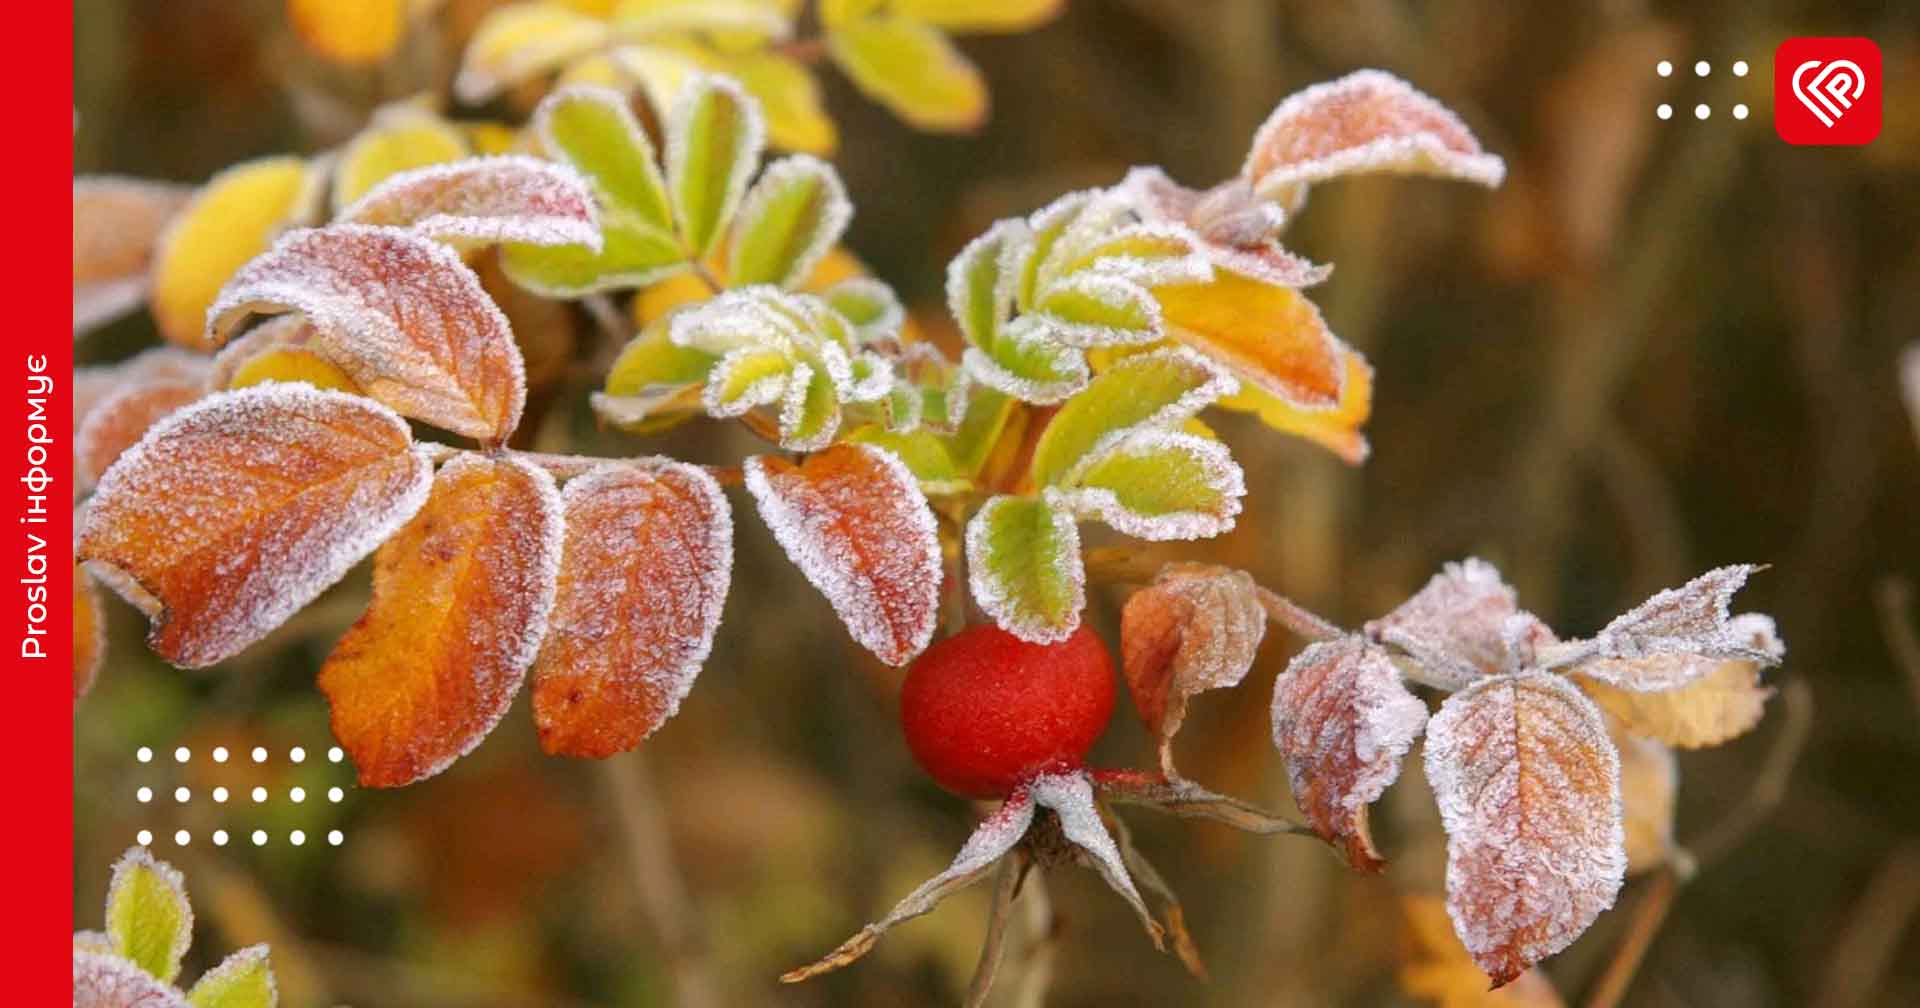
[533,461,733,758]
[320,453,562,787]
[1242,69,1506,204]
[1271,635,1429,871]
[744,443,941,666]
[1154,271,1343,410]
[1366,558,1554,690]
[77,385,433,668]
[73,176,194,334]
[1424,672,1625,986]
[75,348,211,430]
[75,381,204,487]
[73,950,189,1008]
[337,155,602,249]
[206,225,527,442]
[1121,563,1266,773]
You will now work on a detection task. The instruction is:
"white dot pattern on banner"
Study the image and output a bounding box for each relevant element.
[213,830,229,846]
[290,830,306,846]
[1657,104,1673,120]
[212,746,229,763]
[328,830,344,846]
[136,787,152,803]
[1656,60,1673,77]
[174,747,190,763]
[136,830,153,846]
[252,830,267,846]
[174,830,190,846]
[136,747,152,763]
[174,787,191,803]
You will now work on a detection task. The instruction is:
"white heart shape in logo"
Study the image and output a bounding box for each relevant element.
[1792,58,1867,127]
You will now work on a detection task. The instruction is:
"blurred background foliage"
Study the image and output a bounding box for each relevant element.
[75,1,1920,1005]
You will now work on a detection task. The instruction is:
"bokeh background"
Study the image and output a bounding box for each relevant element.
[74,1,1920,1005]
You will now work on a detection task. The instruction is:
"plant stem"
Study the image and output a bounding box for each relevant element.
[1252,584,1345,642]
[1873,577,1920,718]
[600,752,721,1008]
[1690,677,1814,869]
[1581,868,1676,1008]
[964,852,1026,1008]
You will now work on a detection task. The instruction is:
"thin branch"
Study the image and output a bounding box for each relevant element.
[1006,870,1058,1008]
[1253,585,1346,642]
[1689,676,1815,869]
[599,752,721,1008]
[1582,869,1677,1008]
[1872,577,1920,718]
[964,851,1026,1008]
[1810,843,1920,1008]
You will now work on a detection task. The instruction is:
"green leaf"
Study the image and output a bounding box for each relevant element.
[963,315,1088,404]
[845,425,971,494]
[1026,347,1234,488]
[780,360,842,450]
[1048,429,1244,540]
[728,155,851,288]
[946,218,1027,351]
[605,319,720,396]
[187,945,277,1008]
[501,213,687,296]
[1017,191,1090,310]
[705,347,794,415]
[966,494,1084,643]
[105,847,193,983]
[827,15,987,131]
[668,74,765,257]
[536,86,674,233]
[945,384,1012,475]
[823,277,903,341]
[1033,272,1162,347]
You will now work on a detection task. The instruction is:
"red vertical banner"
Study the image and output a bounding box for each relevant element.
[11,2,74,996]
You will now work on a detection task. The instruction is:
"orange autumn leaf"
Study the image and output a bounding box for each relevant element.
[1399,894,1565,1008]
[1219,345,1373,464]
[1154,270,1343,410]
[1270,635,1428,871]
[288,0,406,66]
[321,453,562,787]
[533,461,732,758]
[75,381,205,487]
[72,177,193,333]
[1120,563,1266,773]
[77,385,433,668]
[207,225,528,442]
[744,443,941,666]
[75,567,105,699]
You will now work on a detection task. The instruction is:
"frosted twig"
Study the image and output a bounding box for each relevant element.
[1253,584,1345,642]
[963,851,1026,1008]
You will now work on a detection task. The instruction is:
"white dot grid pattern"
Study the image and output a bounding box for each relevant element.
[252,830,267,847]
[1695,104,1711,120]
[252,746,268,763]
[289,747,306,764]
[289,787,306,803]
[136,747,152,764]
[1656,60,1673,77]
[136,830,153,846]
[1654,56,1754,122]
[1695,60,1711,76]
[174,830,190,846]
[328,747,344,763]
[136,787,152,803]
[212,747,229,763]
[290,830,306,847]
[213,830,229,847]
[174,787,191,803]
[1657,104,1673,120]
[174,747,191,763]
[135,742,351,848]
[328,787,345,803]
[1733,60,1749,76]
[252,786,268,803]
[328,831,344,847]
[213,786,229,803]
[1734,104,1750,120]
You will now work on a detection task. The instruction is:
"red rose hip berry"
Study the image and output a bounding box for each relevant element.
[900,623,1116,799]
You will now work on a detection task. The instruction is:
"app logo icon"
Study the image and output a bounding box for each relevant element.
[1775,38,1881,145]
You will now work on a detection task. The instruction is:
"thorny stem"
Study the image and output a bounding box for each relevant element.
[1581,868,1677,1008]
[600,752,722,1008]
[964,851,1028,1008]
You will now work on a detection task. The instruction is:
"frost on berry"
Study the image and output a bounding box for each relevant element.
[206,224,528,442]
[73,176,194,334]
[1271,635,1428,872]
[782,787,1037,984]
[1121,564,1268,774]
[1563,567,1780,687]
[319,453,563,787]
[1577,619,1779,750]
[533,461,732,759]
[1424,671,1625,986]
[1366,557,1552,690]
[1242,69,1506,207]
[76,381,205,488]
[73,951,189,1008]
[337,155,602,250]
[77,385,433,668]
[1031,771,1163,946]
[744,444,941,666]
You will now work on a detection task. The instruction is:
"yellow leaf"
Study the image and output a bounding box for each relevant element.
[1219,345,1373,463]
[463,121,524,155]
[828,16,986,132]
[149,156,314,350]
[1399,894,1566,1008]
[892,0,1063,33]
[1611,718,1677,875]
[228,348,360,393]
[455,1,612,104]
[332,112,470,212]
[1155,270,1344,411]
[288,0,406,65]
[1578,660,1773,749]
[707,49,835,154]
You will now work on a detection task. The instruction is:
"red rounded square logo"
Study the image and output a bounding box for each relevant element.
[1775,37,1881,145]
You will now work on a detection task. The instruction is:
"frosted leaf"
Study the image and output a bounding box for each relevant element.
[74,950,190,1008]
[76,563,107,698]
[206,225,528,442]
[204,316,318,391]
[533,461,732,758]
[1015,190,1095,309]
[1121,564,1267,773]
[612,1,793,37]
[669,288,796,355]
[1154,271,1345,409]
[77,386,432,668]
[1611,721,1677,875]
[453,2,609,104]
[186,944,277,1008]
[1576,619,1778,749]
[1048,428,1246,541]
[75,348,211,430]
[777,360,841,451]
[1029,771,1162,946]
[702,346,794,417]
[1036,188,1137,292]
[961,318,1090,405]
[947,217,1029,350]
[1398,894,1567,1007]
[73,176,194,334]
[967,495,1085,644]
[1243,69,1507,205]
[1118,167,1331,288]
[76,381,204,488]
[1026,345,1238,489]
[1271,635,1428,871]
[823,277,905,344]
[782,786,1035,983]
[728,154,852,288]
[1366,557,1551,690]
[73,931,115,957]
[105,846,193,983]
[1572,566,1779,677]
[1425,671,1625,986]
[666,73,766,257]
[319,454,562,787]
[338,155,601,250]
[1032,271,1164,348]
[745,444,941,665]
[1062,222,1215,289]
[846,350,895,403]
[1092,769,1305,835]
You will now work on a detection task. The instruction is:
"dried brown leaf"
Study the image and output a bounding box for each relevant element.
[1120,563,1266,771]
